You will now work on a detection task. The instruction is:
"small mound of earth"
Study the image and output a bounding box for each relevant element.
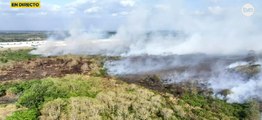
[0,56,103,81]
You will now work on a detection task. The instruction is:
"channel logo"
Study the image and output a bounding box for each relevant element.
[10,0,41,8]
[242,3,255,17]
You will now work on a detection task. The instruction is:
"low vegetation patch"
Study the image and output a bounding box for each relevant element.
[0,32,47,42]
[0,75,258,120]
[0,49,38,64]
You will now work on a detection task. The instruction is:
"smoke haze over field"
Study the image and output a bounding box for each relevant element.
[33,0,262,56]
[32,0,262,104]
[105,55,262,103]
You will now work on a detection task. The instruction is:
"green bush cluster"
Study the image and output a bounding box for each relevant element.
[39,85,178,120]
[0,49,38,63]
[13,76,101,109]
[6,109,38,120]
[2,75,260,120]
[180,93,260,119]
[0,80,41,97]
[5,75,102,119]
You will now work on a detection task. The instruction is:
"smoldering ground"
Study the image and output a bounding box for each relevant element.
[31,0,262,104]
[33,0,262,56]
[104,53,262,103]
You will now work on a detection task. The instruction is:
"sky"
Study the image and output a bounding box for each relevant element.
[0,0,261,31]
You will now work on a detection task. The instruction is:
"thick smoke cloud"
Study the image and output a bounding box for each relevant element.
[33,0,262,56]
[32,0,262,104]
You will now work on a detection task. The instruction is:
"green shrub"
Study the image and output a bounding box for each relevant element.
[17,75,102,109]
[0,49,39,64]
[0,58,8,63]
[241,101,260,120]
[1,75,259,120]
[6,109,38,120]
[0,89,6,97]
[181,93,207,107]
[17,81,54,108]
[6,87,20,95]
[0,82,21,96]
[180,93,258,119]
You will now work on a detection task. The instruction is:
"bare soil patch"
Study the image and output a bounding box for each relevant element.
[0,56,103,81]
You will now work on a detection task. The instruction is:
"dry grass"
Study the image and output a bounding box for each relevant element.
[2,75,258,120]
[39,75,235,120]
[0,104,20,120]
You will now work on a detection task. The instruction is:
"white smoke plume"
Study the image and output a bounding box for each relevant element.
[33,0,262,56]
[105,55,262,103]
[32,0,262,104]
[208,62,262,103]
